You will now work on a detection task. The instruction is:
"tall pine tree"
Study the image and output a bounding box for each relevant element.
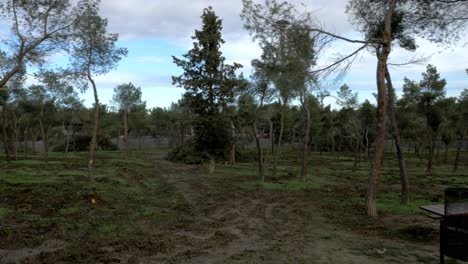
[172,6,242,173]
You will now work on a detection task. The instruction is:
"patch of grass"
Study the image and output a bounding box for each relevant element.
[253,180,320,191]
[377,192,432,215]
[0,207,12,219]
[0,151,185,249]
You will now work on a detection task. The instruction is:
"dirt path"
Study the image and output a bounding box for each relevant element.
[142,154,439,264]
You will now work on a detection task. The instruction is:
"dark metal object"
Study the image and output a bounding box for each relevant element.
[440,188,468,264]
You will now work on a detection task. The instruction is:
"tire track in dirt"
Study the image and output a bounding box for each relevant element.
[145,154,439,264]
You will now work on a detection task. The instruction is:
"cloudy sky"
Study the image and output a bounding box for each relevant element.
[64,0,468,108]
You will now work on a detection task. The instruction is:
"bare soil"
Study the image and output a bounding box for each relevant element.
[140,153,440,263]
[1,152,444,263]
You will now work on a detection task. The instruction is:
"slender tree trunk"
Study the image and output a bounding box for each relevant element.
[385,66,409,205]
[230,119,236,165]
[30,128,35,153]
[2,102,11,161]
[87,72,99,181]
[39,120,49,161]
[366,1,395,217]
[353,124,360,171]
[426,131,436,172]
[124,108,129,175]
[252,121,264,182]
[11,108,19,160]
[300,99,311,182]
[273,102,285,175]
[269,120,274,154]
[444,143,449,163]
[331,130,335,157]
[65,122,72,153]
[23,125,28,155]
[208,155,215,174]
[453,130,465,172]
[43,127,49,160]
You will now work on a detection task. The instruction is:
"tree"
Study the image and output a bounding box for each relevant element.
[172,7,242,174]
[337,84,358,110]
[419,65,446,172]
[453,88,468,172]
[112,82,144,173]
[69,2,127,180]
[0,0,95,91]
[241,0,325,177]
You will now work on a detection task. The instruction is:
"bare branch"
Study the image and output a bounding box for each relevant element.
[310,43,369,74]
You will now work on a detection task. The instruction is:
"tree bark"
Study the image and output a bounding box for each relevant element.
[444,143,449,163]
[124,108,129,175]
[2,102,11,161]
[39,120,49,161]
[273,102,285,175]
[300,97,311,182]
[353,122,360,171]
[87,72,99,181]
[366,0,395,217]
[208,154,215,174]
[30,128,35,153]
[65,122,72,153]
[453,129,465,172]
[252,122,264,182]
[230,119,236,165]
[11,107,19,160]
[385,66,409,205]
[426,132,435,172]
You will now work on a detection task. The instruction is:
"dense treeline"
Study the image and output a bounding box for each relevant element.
[1,64,466,168]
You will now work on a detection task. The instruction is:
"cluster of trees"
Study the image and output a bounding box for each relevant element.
[1,0,467,217]
[0,0,126,179]
[170,0,468,217]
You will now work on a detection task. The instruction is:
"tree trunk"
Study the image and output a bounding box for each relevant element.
[208,155,215,174]
[87,72,99,181]
[43,127,49,161]
[39,120,49,161]
[385,66,409,205]
[453,130,465,172]
[353,123,360,171]
[230,119,236,165]
[11,108,19,160]
[444,143,449,163]
[252,121,264,182]
[273,102,285,175]
[2,102,11,161]
[366,1,395,217]
[65,122,71,153]
[23,125,28,155]
[124,108,129,175]
[426,132,435,173]
[300,98,310,182]
[30,128,35,153]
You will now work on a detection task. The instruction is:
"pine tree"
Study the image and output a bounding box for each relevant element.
[172,6,242,173]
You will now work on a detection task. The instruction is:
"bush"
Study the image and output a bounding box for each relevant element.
[166,139,206,164]
[54,135,118,152]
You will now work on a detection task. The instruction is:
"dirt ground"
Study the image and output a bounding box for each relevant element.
[0,152,447,263]
[139,154,440,264]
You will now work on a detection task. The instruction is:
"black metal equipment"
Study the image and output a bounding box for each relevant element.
[440,187,468,264]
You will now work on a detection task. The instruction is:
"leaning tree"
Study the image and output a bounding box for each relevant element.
[69,1,127,180]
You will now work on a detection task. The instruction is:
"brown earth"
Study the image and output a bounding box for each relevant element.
[1,152,444,263]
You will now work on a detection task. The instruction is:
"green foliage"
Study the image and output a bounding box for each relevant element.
[166,139,205,164]
[112,82,144,111]
[336,84,358,110]
[172,7,242,160]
